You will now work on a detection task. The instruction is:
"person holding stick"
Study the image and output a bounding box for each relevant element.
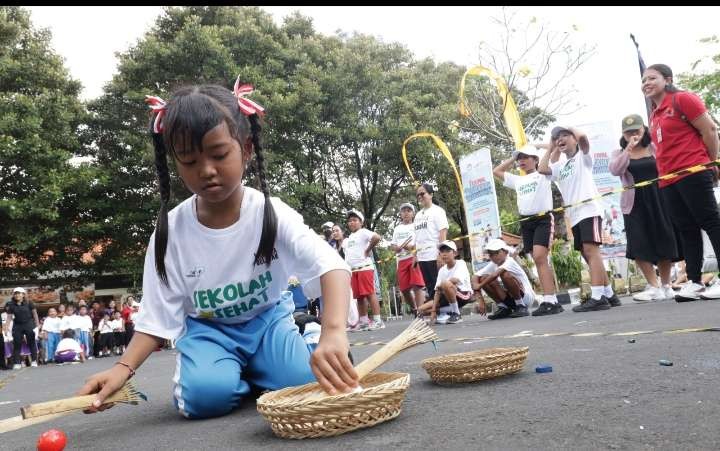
[389,202,426,317]
[77,78,357,419]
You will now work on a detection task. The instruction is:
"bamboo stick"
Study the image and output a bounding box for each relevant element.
[0,412,71,434]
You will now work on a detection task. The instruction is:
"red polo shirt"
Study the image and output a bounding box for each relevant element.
[649,91,709,187]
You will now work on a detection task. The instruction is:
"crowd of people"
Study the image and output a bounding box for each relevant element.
[0,290,140,370]
[307,62,720,329]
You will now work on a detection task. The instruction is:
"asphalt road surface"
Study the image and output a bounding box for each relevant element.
[1,296,718,450]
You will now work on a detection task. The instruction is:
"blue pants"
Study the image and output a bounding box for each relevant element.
[46,332,60,362]
[78,331,91,355]
[173,295,316,419]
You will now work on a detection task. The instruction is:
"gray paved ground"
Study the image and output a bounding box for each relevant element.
[1,296,719,450]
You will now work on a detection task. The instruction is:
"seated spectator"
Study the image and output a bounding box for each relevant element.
[471,238,540,320]
[55,329,85,363]
[417,240,472,325]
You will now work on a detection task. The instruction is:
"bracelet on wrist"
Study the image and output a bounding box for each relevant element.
[115,361,135,379]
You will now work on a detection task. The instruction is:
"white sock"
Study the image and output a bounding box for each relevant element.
[372,315,382,323]
[360,315,369,324]
[544,294,558,305]
[604,284,614,297]
[591,286,604,300]
[439,306,452,314]
[450,303,460,314]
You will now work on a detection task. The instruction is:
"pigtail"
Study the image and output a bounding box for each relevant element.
[248,113,277,267]
[151,126,171,286]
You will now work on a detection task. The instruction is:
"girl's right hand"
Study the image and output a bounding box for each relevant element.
[77,365,130,413]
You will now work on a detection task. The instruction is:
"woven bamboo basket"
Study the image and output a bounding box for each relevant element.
[421,347,529,384]
[256,372,409,439]
[257,318,437,439]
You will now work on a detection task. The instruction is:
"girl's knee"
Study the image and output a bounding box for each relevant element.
[174,369,246,419]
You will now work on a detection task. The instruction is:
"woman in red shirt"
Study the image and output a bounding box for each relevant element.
[643,63,720,301]
[121,296,135,347]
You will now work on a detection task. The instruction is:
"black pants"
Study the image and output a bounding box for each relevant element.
[124,323,134,346]
[12,325,37,365]
[661,170,720,283]
[418,260,440,299]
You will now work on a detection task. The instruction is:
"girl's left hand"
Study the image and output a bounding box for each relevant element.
[310,329,358,395]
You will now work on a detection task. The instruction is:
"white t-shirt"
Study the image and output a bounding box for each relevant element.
[110,319,123,331]
[76,315,92,332]
[476,256,536,306]
[99,319,113,334]
[435,260,472,293]
[41,317,62,334]
[56,338,82,354]
[344,228,375,269]
[550,151,602,226]
[503,172,553,216]
[390,222,416,262]
[414,204,449,261]
[60,314,78,331]
[134,187,350,340]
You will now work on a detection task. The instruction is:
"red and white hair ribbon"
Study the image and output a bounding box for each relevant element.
[145,95,167,133]
[233,76,265,117]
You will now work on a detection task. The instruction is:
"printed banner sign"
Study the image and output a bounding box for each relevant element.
[459,148,502,271]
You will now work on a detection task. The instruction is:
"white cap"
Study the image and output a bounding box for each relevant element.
[12,287,26,294]
[399,202,415,213]
[131,300,140,308]
[438,240,457,252]
[485,238,513,253]
[346,209,365,223]
[321,221,334,230]
[511,144,542,160]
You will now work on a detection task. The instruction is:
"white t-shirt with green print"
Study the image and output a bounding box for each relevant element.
[549,151,602,227]
[134,187,350,340]
[503,171,553,216]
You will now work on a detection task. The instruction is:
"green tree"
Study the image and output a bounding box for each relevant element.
[680,35,720,119]
[0,7,95,281]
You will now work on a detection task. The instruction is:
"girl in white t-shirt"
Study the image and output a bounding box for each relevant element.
[493,145,562,317]
[390,203,427,315]
[78,80,357,419]
[41,308,62,363]
[539,126,620,312]
[413,183,449,301]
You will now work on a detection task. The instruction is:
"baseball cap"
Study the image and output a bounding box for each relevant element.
[485,238,513,253]
[621,114,645,133]
[551,126,575,140]
[321,221,334,230]
[438,240,457,252]
[12,287,26,294]
[399,202,415,213]
[346,209,365,223]
[511,144,542,160]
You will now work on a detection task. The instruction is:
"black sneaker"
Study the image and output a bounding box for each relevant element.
[488,305,513,320]
[447,313,463,324]
[572,296,611,312]
[606,294,622,307]
[510,305,529,317]
[293,312,320,335]
[532,302,564,316]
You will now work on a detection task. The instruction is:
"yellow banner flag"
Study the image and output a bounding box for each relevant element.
[401,132,466,208]
[459,65,528,149]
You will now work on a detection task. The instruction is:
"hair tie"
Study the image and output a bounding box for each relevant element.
[233,76,265,117]
[145,95,167,133]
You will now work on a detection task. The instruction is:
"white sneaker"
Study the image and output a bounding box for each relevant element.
[675,281,705,302]
[435,313,450,325]
[662,285,675,300]
[12,364,21,370]
[88,356,94,360]
[632,285,662,302]
[700,279,720,299]
[368,320,386,330]
[30,361,38,367]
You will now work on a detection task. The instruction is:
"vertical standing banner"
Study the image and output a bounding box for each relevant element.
[459,148,502,272]
[577,120,627,259]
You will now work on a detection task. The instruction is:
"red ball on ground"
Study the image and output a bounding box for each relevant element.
[37,429,67,451]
